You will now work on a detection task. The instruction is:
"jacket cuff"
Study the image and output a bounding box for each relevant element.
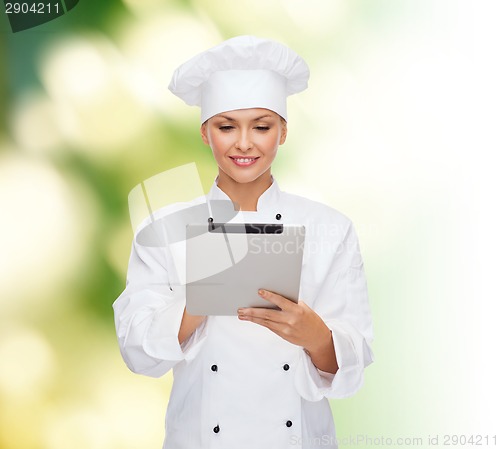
[294,321,373,401]
[142,295,186,361]
[327,321,372,398]
[294,348,336,402]
[180,316,209,362]
[141,289,207,367]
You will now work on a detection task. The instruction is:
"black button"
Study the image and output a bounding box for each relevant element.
[283,364,290,371]
[286,420,293,427]
[275,213,282,220]
[211,365,218,372]
[213,425,220,433]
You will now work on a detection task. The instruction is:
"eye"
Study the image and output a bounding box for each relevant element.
[255,126,270,132]
[219,125,234,132]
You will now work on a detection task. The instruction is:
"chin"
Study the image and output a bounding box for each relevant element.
[229,174,260,184]
[219,164,271,185]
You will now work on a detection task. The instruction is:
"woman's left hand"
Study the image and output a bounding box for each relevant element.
[237,289,333,356]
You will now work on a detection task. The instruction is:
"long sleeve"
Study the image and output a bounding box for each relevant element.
[295,220,374,401]
[112,230,208,378]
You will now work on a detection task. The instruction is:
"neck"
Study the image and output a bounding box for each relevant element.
[216,170,273,211]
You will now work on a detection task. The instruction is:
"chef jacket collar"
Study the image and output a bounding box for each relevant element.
[207,176,281,212]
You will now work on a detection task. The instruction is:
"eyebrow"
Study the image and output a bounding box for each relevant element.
[214,114,273,122]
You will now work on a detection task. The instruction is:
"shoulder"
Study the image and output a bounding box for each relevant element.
[280,190,353,228]
[133,194,207,236]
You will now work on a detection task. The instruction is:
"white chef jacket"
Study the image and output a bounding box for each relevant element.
[113,177,374,449]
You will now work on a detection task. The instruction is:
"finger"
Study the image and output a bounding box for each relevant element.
[238,306,282,323]
[257,289,296,311]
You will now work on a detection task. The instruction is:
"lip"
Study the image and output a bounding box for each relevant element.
[229,156,259,167]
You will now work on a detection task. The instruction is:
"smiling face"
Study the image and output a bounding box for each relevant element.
[201,108,287,190]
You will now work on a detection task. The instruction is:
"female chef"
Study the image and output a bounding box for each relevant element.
[113,35,374,449]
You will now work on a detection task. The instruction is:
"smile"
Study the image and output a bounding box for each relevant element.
[230,157,259,167]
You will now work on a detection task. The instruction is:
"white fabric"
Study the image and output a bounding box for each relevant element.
[113,177,374,449]
[201,70,287,124]
[168,35,310,122]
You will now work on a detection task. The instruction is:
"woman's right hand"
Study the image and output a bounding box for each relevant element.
[178,307,207,344]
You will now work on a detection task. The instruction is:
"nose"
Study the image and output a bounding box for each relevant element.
[234,130,253,152]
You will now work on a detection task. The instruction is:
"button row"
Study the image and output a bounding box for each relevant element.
[211,364,290,372]
[209,214,282,222]
[212,421,292,433]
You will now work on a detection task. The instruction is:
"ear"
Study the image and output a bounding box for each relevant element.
[200,122,210,146]
[279,121,288,145]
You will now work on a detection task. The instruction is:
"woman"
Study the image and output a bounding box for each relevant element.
[113,35,374,449]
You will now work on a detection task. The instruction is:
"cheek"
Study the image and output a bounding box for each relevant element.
[208,131,229,150]
[261,131,281,148]
[208,135,231,161]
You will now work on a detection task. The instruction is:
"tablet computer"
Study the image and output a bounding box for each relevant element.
[185,223,305,316]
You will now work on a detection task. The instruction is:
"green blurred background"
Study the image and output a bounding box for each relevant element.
[1,1,499,448]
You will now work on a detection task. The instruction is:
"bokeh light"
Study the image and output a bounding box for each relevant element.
[0,326,56,399]
[10,90,62,155]
[39,34,154,154]
[0,152,93,310]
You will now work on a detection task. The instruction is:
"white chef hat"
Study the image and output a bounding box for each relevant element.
[168,35,310,123]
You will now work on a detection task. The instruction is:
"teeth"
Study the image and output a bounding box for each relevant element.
[234,158,255,163]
